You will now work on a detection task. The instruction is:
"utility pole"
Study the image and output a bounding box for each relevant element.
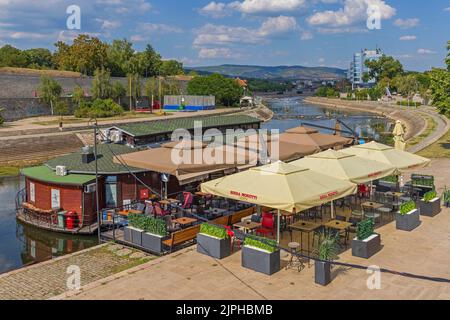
[93,120,101,244]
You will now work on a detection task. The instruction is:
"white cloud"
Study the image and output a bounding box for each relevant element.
[229,0,307,14]
[444,7,450,12]
[258,16,298,36]
[399,35,416,41]
[198,47,242,59]
[394,18,420,29]
[417,48,436,55]
[95,19,121,30]
[199,2,231,18]
[307,0,396,27]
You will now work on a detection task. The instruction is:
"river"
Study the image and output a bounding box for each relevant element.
[0,96,392,274]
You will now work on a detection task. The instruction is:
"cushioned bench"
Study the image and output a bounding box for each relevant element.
[162,225,201,253]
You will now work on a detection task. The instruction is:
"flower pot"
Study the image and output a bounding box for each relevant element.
[351,234,381,259]
[124,226,143,247]
[315,261,332,286]
[142,232,166,253]
[395,209,420,231]
[197,233,231,259]
[419,198,441,217]
[241,245,280,275]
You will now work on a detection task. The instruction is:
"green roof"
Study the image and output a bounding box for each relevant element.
[114,115,260,138]
[21,166,96,186]
[46,144,144,175]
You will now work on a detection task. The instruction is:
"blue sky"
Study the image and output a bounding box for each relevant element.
[0,0,449,71]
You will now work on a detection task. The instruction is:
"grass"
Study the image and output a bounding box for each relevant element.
[0,67,81,78]
[417,127,450,158]
[31,111,169,126]
[0,166,20,177]
[407,115,437,147]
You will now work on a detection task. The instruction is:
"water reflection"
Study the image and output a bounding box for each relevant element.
[0,176,97,274]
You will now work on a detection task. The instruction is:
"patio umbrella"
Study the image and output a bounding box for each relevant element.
[290,149,396,184]
[279,126,353,150]
[343,141,430,173]
[393,120,406,151]
[201,161,357,243]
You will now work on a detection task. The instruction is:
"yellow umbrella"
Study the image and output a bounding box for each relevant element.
[201,161,357,243]
[343,141,430,172]
[290,149,396,184]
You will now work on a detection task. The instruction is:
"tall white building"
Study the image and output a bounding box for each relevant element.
[347,48,383,89]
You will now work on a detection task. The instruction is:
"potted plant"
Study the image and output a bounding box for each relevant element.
[396,201,420,231]
[197,223,231,259]
[419,190,441,217]
[314,231,339,286]
[241,235,280,275]
[124,214,145,247]
[351,218,381,259]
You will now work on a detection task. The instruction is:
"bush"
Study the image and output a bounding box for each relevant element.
[74,98,124,118]
[0,108,4,125]
[423,190,438,203]
[199,223,229,239]
[396,101,422,107]
[380,175,398,184]
[244,235,278,253]
[128,214,168,236]
[356,218,375,240]
[399,201,416,215]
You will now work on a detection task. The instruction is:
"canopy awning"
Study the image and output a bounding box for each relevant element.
[343,141,431,172]
[201,161,357,213]
[279,126,353,150]
[291,149,396,184]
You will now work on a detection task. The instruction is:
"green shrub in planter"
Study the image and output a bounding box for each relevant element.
[399,201,417,215]
[423,190,437,203]
[244,235,277,253]
[356,218,375,241]
[128,214,168,236]
[380,175,398,184]
[199,223,229,239]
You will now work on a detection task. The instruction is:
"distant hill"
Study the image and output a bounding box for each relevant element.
[186,64,346,80]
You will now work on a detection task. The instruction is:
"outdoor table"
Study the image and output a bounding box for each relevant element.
[324,220,353,231]
[289,220,321,263]
[118,210,143,217]
[172,217,198,227]
[233,221,261,234]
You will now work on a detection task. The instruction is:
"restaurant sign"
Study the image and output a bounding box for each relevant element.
[230,190,258,201]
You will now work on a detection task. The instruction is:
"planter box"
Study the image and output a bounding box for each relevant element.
[396,209,420,231]
[241,245,280,275]
[123,226,143,247]
[419,198,441,217]
[197,233,231,259]
[351,234,381,259]
[142,232,166,253]
[315,261,332,286]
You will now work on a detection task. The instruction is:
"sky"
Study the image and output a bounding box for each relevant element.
[0,0,449,71]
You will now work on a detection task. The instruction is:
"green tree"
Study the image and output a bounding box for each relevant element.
[187,74,243,107]
[365,55,404,82]
[37,75,62,115]
[397,74,419,102]
[111,81,126,105]
[53,99,70,120]
[143,44,162,77]
[72,85,86,108]
[160,60,184,76]
[127,73,141,110]
[429,68,450,117]
[91,68,112,99]
[107,39,134,76]
[0,45,28,67]
[446,41,450,71]
[23,48,53,69]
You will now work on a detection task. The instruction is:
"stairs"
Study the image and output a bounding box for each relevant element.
[0,133,84,166]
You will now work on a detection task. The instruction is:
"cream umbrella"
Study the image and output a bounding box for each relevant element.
[343,141,430,173]
[201,161,357,243]
[290,149,396,184]
[393,120,406,151]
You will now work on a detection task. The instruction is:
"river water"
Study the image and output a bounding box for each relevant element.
[0,96,392,274]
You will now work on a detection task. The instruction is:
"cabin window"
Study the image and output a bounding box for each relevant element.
[105,176,118,208]
[51,189,61,210]
[30,182,35,203]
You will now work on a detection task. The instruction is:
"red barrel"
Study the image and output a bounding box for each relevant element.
[65,211,77,230]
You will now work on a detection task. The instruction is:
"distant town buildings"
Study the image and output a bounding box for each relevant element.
[347,48,383,89]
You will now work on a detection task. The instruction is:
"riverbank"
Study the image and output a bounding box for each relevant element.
[304,97,449,154]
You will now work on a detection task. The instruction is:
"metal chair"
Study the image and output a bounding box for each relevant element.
[285,242,304,272]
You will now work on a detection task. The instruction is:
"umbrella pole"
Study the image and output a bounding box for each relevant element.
[277,209,281,244]
[331,201,335,219]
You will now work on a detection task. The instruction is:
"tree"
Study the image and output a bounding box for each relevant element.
[72,85,86,108]
[91,68,112,99]
[107,39,134,76]
[397,74,419,102]
[127,73,141,110]
[0,107,4,125]
[53,99,70,120]
[446,40,450,71]
[160,60,184,76]
[0,45,28,67]
[365,55,404,82]
[37,75,62,115]
[23,48,53,69]
[429,68,450,117]
[111,81,126,105]
[143,44,162,77]
[53,34,108,75]
[187,74,243,107]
